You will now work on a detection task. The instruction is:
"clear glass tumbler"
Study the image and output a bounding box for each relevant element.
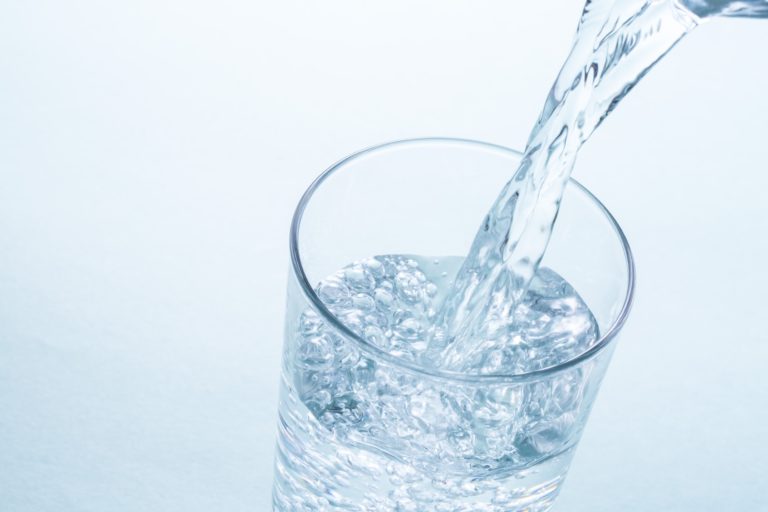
[272,138,634,511]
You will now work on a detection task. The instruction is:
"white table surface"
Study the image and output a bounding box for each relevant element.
[1,1,767,510]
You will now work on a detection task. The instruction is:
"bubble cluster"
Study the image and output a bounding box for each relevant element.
[275,254,603,511]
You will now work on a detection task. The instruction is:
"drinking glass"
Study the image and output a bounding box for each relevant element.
[272,138,635,511]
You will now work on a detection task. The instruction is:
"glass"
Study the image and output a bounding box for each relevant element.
[272,138,635,511]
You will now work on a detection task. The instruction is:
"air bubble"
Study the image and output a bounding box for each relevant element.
[317,279,350,305]
[395,271,423,303]
[373,288,395,308]
[344,264,375,292]
[298,335,334,368]
[352,293,376,311]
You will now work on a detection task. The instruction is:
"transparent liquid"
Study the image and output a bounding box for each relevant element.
[274,256,603,511]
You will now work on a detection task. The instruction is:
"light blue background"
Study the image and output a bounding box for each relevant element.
[1,1,766,510]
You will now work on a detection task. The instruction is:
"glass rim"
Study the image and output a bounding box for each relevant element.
[290,137,635,384]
